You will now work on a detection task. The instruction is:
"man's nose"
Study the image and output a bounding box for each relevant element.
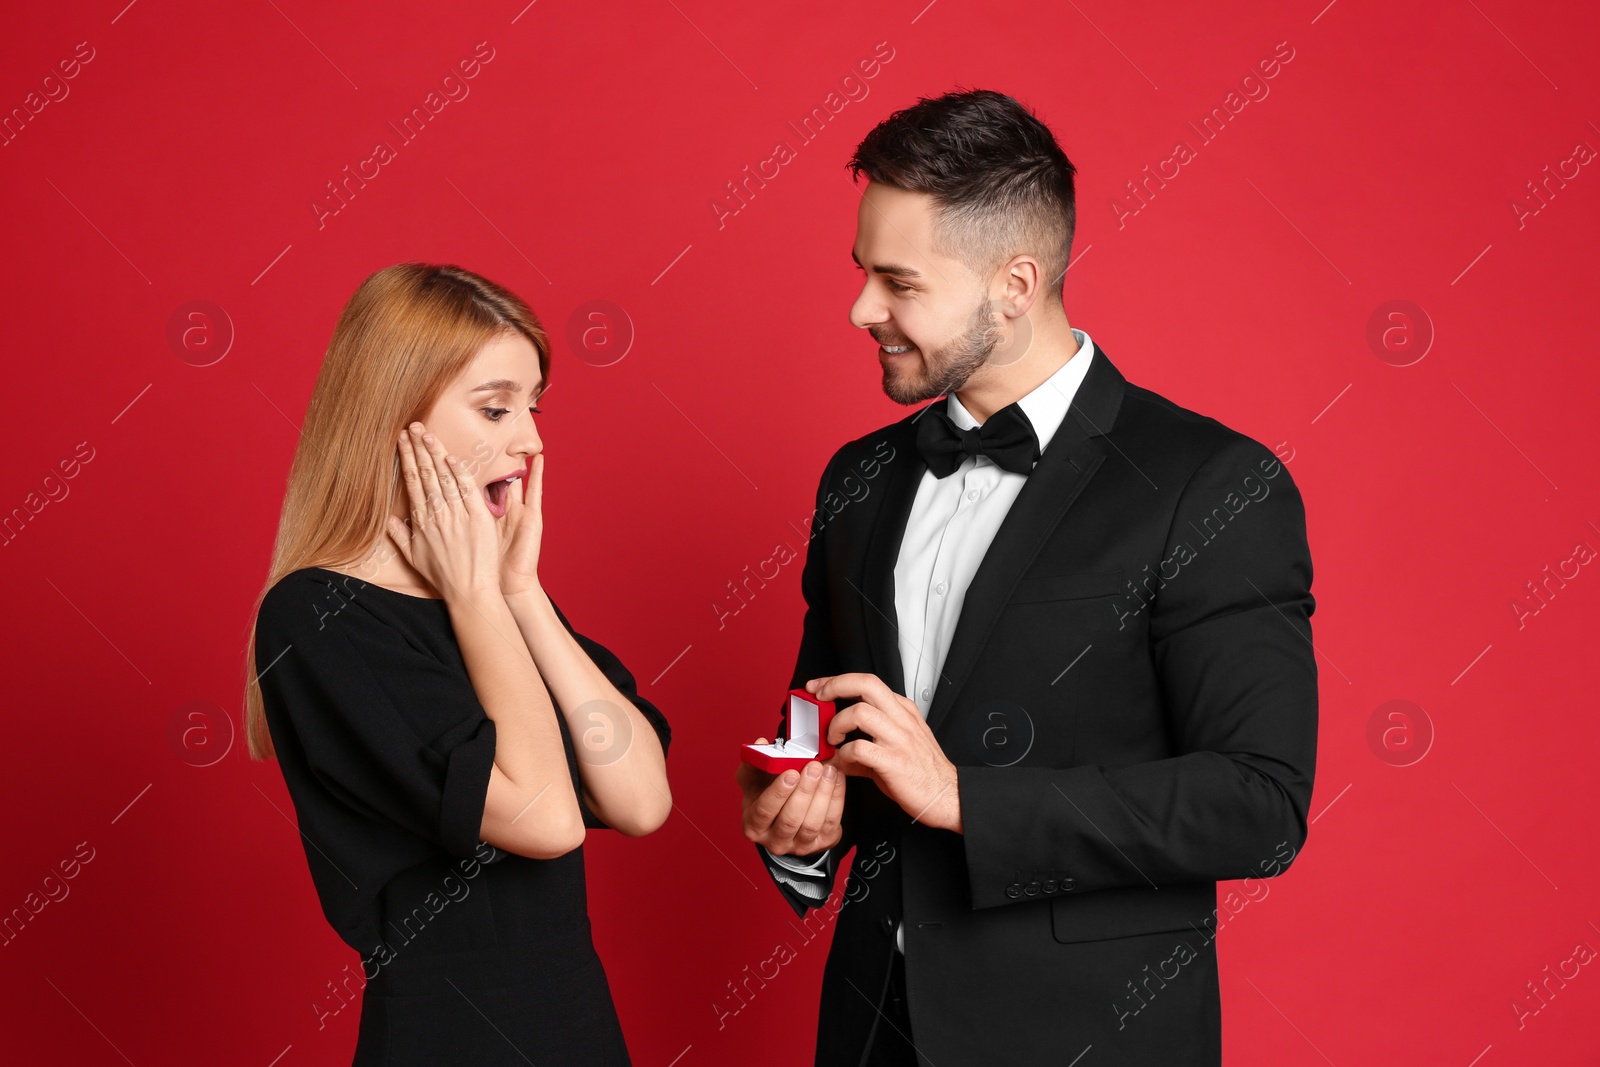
[849,284,886,330]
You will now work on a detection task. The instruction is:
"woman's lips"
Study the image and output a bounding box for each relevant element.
[483,472,523,517]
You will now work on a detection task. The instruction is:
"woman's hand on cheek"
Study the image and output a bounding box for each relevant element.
[500,453,545,597]
[385,423,503,601]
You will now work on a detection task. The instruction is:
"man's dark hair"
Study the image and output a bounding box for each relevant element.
[848,88,1077,305]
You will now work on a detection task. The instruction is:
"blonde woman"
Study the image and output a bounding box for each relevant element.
[244,263,671,1065]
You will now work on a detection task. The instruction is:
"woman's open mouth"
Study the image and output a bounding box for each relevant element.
[484,471,523,517]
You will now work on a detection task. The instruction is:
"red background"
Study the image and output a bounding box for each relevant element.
[3,1,1598,1064]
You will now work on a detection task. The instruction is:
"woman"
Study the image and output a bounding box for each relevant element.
[244,263,671,1065]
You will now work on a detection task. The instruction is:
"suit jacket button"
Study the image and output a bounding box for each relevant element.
[1005,883,1022,898]
[1062,877,1076,892]
[1024,881,1040,896]
[880,916,895,936]
[1042,879,1058,894]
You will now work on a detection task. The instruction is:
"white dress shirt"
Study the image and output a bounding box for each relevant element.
[768,329,1098,954]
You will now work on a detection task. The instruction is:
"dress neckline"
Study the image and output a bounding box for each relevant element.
[306,566,445,602]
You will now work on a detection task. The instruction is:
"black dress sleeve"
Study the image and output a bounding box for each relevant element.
[544,596,672,830]
[255,582,498,859]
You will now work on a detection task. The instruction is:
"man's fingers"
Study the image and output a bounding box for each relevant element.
[823,767,847,830]
[794,768,839,848]
[808,672,902,715]
[826,700,904,748]
[744,766,800,835]
[734,742,774,796]
[770,763,827,840]
[833,739,883,777]
[826,703,861,746]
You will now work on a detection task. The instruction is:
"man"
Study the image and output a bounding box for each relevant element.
[736,89,1317,1066]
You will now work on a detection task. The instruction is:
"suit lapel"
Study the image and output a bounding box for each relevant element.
[854,344,1130,737]
[925,344,1127,735]
[859,408,932,698]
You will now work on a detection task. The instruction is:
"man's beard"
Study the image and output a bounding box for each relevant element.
[878,294,1000,405]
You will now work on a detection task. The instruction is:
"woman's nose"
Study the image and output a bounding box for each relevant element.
[512,416,542,456]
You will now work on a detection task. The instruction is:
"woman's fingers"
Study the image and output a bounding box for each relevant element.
[503,462,523,519]
[407,425,446,517]
[416,428,461,505]
[447,452,487,515]
[397,429,427,519]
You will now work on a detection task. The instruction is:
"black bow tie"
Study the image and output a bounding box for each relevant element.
[915,400,1041,478]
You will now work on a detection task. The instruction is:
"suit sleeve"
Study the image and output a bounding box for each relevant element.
[755,444,860,914]
[957,436,1318,908]
[544,597,672,831]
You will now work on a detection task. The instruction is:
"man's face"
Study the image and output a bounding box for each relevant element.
[848,181,1002,405]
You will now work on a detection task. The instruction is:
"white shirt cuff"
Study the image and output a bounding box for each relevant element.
[766,846,833,875]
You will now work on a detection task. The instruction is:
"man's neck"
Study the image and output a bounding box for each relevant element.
[954,322,1082,423]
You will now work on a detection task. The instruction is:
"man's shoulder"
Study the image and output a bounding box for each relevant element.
[1114,374,1286,480]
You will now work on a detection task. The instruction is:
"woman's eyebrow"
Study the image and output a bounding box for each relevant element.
[469,379,525,394]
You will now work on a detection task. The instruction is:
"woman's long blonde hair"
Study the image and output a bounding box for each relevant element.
[243,263,551,761]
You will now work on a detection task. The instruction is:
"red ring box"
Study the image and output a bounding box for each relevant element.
[741,689,837,772]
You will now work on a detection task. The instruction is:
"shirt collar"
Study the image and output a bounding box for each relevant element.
[945,328,1096,455]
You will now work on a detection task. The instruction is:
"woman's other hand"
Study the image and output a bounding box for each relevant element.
[499,452,544,597]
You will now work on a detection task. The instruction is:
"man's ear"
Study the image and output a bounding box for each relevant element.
[994,253,1044,316]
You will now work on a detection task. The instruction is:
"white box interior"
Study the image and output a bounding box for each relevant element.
[747,693,820,758]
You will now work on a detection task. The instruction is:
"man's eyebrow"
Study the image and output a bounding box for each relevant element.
[851,248,923,279]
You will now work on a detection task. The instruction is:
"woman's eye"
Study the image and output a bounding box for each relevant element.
[482,407,511,422]
[530,405,543,415]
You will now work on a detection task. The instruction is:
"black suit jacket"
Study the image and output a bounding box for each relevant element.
[761,342,1318,1066]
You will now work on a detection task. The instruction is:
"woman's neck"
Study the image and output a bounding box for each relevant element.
[342,536,442,598]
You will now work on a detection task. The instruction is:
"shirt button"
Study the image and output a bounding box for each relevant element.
[967,489,979,501]
[921,687,932,700]
[934,581,947,595]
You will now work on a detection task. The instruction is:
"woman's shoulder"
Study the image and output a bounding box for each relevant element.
[258,566,389,638]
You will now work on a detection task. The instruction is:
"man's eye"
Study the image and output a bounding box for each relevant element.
[482,407,511,422]
[887,280,911,293]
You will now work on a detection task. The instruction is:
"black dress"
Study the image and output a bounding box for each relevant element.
[254,567,670,1066]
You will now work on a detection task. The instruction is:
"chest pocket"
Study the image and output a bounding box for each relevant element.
[1007,569,1125,604]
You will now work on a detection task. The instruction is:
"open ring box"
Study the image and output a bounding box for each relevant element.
[741,688,837,772]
